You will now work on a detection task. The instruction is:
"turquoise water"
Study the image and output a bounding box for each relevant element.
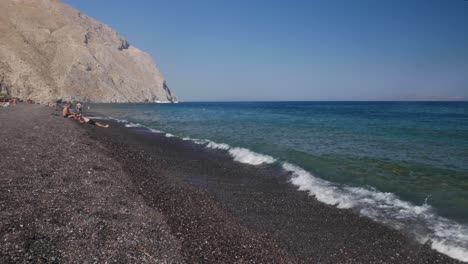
[89,102,468,260]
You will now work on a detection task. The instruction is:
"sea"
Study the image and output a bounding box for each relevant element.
[88,101,468,262]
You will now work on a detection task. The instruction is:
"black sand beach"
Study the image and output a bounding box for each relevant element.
[0,104,462,263]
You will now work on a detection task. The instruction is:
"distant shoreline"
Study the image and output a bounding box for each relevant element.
[178,100,468,103]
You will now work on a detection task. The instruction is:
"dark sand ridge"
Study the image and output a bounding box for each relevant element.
[0,104,462,263]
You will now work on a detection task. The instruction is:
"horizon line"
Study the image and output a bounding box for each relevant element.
[179,99,468,103]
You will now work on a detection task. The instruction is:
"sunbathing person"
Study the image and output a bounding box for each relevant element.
[62,103,76,118]
[75,102,83,115]
[78,115,109,128]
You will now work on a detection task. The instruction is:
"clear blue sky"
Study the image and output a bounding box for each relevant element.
[62,0,468,101]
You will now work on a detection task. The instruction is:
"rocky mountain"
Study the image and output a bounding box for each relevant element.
[0,0,175,103]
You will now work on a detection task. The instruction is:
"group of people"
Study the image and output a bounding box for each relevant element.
[0,97,18,108]
[62,102,109,128]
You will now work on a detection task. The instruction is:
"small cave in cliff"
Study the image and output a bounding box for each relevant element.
[118,39,130,50]
[83,31,90,45]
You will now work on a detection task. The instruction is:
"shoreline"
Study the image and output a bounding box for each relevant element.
[86,112,462,263]
[0,104,463,263]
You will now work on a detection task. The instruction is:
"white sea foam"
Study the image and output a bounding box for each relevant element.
[193,139,209,145]
[109,117,129,123]
[181,136,207,144]
[283,162,468,262]
[228,147,276,165]
[204,140,275,165]
[125,122,143,128]
[206,141,230,150]
[149,129,163,133]
[432,239,468,262]
[426,216,468,262]
[165,133,175,138]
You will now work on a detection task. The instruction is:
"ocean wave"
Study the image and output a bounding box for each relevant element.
[149,128,163,133]
[229,147,276,165]
[205,140,275,165]
[283,162,468,262]
[117,119,276,166]
[206,141,230,150]
[125,122,143,128]
[181,136,208,145]
[110,115,468,262]
[431,221,468,262]
[109,117,129,123]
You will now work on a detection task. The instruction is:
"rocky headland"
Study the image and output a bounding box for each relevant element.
[0,0,175,103]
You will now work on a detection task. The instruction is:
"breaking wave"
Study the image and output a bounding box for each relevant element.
[283,163,468,262]
[204,141,276,165]
[125,122,144,128]
[229,147,276,165]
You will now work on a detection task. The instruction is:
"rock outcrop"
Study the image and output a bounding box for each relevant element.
[0,0,176,103]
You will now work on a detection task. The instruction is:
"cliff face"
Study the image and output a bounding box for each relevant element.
[0,0,175,103]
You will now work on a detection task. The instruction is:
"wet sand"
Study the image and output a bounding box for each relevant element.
[0,104,462,263]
